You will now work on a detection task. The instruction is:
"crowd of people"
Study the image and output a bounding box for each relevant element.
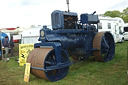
[3,36,15,62]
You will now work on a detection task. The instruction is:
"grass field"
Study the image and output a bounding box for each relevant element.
[0,41,128,85]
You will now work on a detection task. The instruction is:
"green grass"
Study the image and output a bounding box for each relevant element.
[0,41,128,85]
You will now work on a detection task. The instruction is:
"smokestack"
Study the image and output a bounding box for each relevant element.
[66,0,70,12]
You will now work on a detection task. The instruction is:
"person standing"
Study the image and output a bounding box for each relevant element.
[3,36,9,61]
[10,36,15,57]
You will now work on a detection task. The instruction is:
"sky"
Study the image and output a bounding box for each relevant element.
[0,0,128,28]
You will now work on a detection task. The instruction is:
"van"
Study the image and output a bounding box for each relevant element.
[123,23,128,40]
[98,16,124,43]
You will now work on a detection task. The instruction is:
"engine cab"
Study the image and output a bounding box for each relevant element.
[51,10,99,32]
[51,10,78,29]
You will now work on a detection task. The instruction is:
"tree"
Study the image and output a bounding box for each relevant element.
[121,7,128,23]
[121,15,128,23]
[104,10,122,18]
[122,7,128,15]
[103,7,128,23]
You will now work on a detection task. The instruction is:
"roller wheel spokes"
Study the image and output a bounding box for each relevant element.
[44,49,69,81]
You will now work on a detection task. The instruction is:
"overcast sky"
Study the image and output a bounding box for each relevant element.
[0,0,128,28]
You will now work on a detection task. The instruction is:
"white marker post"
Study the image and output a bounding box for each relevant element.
[24,63,31,82]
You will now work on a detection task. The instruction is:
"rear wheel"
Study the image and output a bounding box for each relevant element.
[93,32,115,62]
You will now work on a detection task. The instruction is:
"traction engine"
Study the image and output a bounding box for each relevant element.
[27,10,115,81]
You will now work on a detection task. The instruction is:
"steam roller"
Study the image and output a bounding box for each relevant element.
[26,10,115,81]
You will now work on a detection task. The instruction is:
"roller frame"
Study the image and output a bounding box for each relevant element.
[30,61,71,71]
[34,42,71,71]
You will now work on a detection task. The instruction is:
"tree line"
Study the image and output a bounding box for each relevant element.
[103,7,128,23]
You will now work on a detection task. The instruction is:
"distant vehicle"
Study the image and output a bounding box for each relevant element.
[21,26,42,44]
[21,25,52,44]
[98,16,124,43]
[123,23,128,40]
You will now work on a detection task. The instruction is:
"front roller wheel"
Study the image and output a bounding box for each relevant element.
[27,48,69,81]
[93,32,115,62]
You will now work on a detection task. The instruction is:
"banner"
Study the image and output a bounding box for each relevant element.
[19,44,34,66]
